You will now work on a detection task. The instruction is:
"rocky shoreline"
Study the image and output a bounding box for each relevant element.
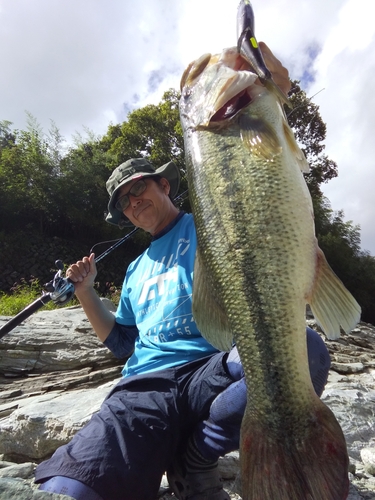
[0,303,375,499]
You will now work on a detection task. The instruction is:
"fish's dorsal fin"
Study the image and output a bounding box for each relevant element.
[192,248,233,352]
[308,247,361,339]
[239,114,282,160]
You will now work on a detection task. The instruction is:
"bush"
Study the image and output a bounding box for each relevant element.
[0,277,79,316]
[0,277,121,319]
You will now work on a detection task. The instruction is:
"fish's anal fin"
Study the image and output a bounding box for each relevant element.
[309,247,361,340]
[192,248,233,352]
[240,400,349,499]
[282,121,310,173]
[239,114,282,160]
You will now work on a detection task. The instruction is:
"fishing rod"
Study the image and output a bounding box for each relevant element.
[0,233,135,339]
[0,189,189,339]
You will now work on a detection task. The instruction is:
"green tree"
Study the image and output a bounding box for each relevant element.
[0,120,16,150]
[312,196,375,324]
[287,82,338,198]
[101,90,186,183]
[0,114,65,233]
[46,120,65,171]
[0,121,20,227]
[56,132,116,240]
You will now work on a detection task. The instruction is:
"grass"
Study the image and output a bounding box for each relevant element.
[0,278,78,316]
[0,278,121,316]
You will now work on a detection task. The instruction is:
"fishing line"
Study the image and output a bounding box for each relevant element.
[287,88,325,119]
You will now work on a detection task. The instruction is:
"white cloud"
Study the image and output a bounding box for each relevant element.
[0,0,374,254]
[306,0,375,254]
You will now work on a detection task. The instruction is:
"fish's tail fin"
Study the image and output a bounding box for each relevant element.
[239,400,349,500]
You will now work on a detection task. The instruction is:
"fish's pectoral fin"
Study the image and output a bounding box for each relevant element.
[239,114,282,160]
[192,249,233,352]
[282,121,310,173]
[308,247,361,339]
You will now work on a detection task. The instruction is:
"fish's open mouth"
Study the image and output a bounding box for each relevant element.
[208,51,259,124]
[180,48,262,128]
[210,88,252,122]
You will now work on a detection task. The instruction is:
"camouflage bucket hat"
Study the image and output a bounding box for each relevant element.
[105,158,180,228]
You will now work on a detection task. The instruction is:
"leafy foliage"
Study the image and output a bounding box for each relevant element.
[0,87,374,325]
[0,115,64,234]
[287,82,338,198]
[0,278,73,315]
[313,197,375,324]
[100,89,187,192]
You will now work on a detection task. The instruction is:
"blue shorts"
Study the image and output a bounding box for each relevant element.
[35,352,233,500]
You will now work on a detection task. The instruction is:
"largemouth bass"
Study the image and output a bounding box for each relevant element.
[179,48,361,500]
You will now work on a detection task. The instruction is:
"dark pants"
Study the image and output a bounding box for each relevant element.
[192,327,330,460]
[35,328,330,500]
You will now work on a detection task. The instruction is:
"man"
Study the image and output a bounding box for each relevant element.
[35,45,331,500]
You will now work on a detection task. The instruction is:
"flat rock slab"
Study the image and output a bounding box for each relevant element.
[0,304,120,375]
[0,308,375,498]
[0,476,73,499]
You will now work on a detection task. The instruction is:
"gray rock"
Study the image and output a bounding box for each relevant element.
[331,362,365,374]
[361,448,375,476]
[0,380,119,461]
[0,477,73,499]
[1,307,375,499]
[322,370,375,462]
[0,462,35,479]
[0,303,118,375]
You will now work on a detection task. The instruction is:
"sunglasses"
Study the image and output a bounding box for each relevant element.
[115,179,148,212]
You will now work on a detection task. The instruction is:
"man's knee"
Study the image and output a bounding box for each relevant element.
[306,327,331,396]
[226,328,330,396]
[38,476,104,500]
[193,327,331,460]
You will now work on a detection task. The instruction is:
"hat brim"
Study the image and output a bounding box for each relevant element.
[105,160,180,227]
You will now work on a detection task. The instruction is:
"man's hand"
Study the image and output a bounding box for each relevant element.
[66,253,115,342]
[259,41,291,95]
[66,253,97,295]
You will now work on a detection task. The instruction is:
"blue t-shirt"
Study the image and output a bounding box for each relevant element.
[115,213,219,377]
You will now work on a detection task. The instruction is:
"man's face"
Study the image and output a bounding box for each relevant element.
[117,176,173,234]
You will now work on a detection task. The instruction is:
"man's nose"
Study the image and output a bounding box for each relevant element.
[130,196,142,208]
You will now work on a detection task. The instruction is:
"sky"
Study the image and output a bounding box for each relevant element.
[0,0,374,255]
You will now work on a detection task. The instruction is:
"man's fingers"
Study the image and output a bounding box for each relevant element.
[67,258,90,281]
[88,253,97,275]
[259,41,291,95]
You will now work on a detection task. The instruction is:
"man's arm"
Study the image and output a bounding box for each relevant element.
[66,253,115,342]
[104,322,138,358]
